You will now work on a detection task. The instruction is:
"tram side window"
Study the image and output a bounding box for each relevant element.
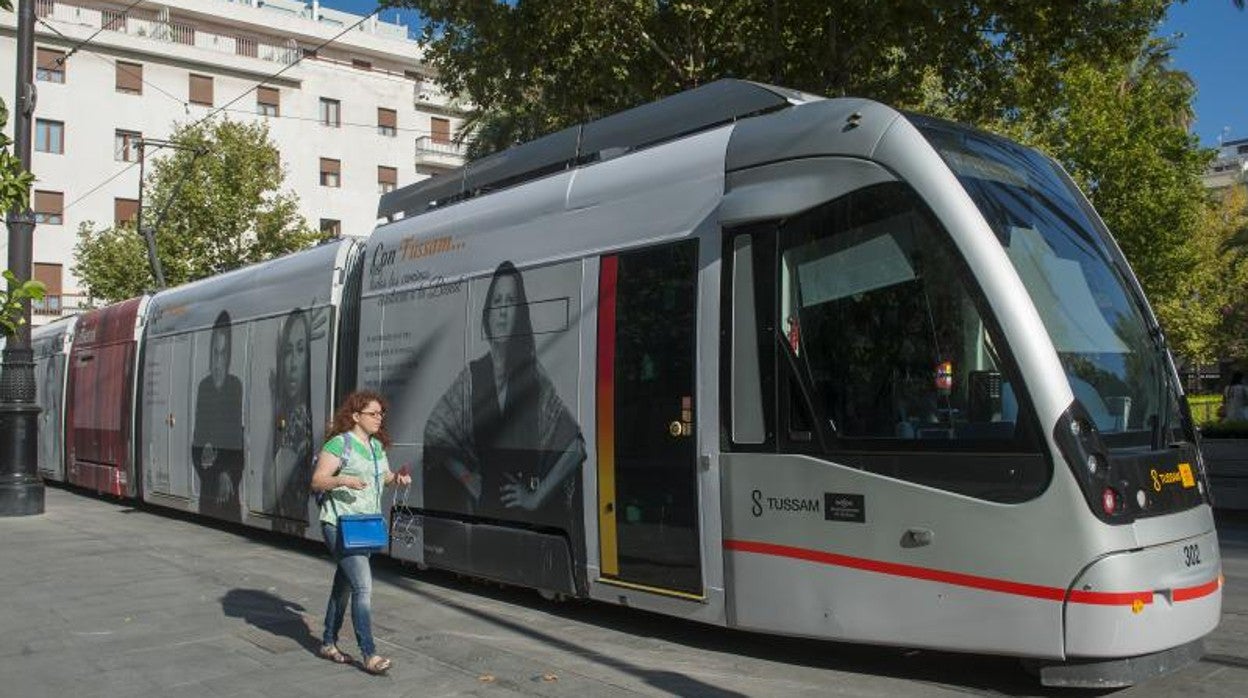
[779,183,1017,443]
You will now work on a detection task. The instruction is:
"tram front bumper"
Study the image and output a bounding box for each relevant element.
[1062,528,1221,660]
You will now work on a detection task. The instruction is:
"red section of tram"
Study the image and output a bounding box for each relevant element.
[64,298,142,497]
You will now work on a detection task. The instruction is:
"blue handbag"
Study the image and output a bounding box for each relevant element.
[328,434,388,554]
[337,513,388,552]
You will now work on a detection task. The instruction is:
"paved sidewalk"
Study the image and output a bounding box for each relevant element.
[6,487,1248,697]
[0,487,773,698]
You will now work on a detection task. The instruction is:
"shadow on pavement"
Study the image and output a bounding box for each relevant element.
[392,575,749,698]
[221,588,321,656]
[377,560,1114,698]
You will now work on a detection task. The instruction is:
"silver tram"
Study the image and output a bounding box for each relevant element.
[35,80,1220,686]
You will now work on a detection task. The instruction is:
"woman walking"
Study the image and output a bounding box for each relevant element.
[311,390,410,674]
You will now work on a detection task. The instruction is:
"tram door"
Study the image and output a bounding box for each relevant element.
[143,334,194,499]
[597,241,703,596]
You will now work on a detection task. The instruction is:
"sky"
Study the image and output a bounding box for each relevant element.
[318,0,424,33]
[319,1,1245,148]
[1159,1,1248,147]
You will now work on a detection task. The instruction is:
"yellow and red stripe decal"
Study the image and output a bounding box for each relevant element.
[597,256,619,576]
[724,539,1221,606]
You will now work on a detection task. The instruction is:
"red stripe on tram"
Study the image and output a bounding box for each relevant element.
[1172,576,1222,602]
[597,256,618,405]
[724,539,1219,606]
[596,256,620,576]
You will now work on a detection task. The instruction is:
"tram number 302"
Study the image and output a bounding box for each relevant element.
[1183,544,1202,568]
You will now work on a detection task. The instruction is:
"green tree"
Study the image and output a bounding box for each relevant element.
[74,118,319,302]
[401,0,1232,363]
[1,0,45,336]
[399,0,1168,157]
[985,40,1213,351]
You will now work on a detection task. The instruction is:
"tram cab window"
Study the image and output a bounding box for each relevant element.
[778,183,1021,445]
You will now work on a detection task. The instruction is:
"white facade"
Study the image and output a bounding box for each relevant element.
[1,0,466,321]
[1202,137,1248,190]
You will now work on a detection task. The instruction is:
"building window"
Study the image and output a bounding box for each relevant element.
[377,108,397,137]
[116,61,142,94]
[35,119,64,155]
[114,198,140,228]
[319,158,341,187]
[1238,144,1248,155]
[353,58,372,71]
[404,70,423,81]
[36,48,66,83]
[378,166,397,194]
[320,218,341,238]
[115,130,142,162]
[256,86,279,117]
[32,263,63,315]
[431,116,451,144]
[320,98,340,127]
[34,190,64,225]
[189,74,213,107]
[302,47,318,60]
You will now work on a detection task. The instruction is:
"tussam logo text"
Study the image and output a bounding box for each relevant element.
[751,489,821,517]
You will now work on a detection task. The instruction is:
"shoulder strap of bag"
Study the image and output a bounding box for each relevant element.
[327,433,383,516]
[368,436,382,510]
[326,433,353,519]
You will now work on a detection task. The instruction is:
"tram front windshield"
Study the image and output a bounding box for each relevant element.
[916,120,1181,449]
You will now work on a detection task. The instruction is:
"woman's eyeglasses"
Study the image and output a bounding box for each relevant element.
[358,410,385,419]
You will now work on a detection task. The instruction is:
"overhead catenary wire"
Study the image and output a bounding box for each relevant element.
[56,5,386,213]
[37,18,192,111]
[50,0,146,66]
[216,107,464,140]
[188,6,382,131]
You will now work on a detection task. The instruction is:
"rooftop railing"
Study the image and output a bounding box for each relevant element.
[30,1,413,67]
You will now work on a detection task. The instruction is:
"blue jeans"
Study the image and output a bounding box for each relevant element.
[321,522,375,657]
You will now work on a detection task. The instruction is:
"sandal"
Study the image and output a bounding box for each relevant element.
[363,655,392,675]
[318,644,353,665]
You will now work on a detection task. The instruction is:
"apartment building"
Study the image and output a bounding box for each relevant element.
[1,0,466,321]
[1203,136,1248,190]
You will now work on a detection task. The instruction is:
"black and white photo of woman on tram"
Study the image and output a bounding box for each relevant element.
[422,261,585,527]
[269,307,313,526]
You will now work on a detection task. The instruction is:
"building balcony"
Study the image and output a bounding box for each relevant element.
[413,79,468,114]
[35,0,300,65]
[415,136,467,169]
[1201,155,1248,190]
[32,292,95,318]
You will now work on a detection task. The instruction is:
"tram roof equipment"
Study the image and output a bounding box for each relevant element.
[378,79,821,223]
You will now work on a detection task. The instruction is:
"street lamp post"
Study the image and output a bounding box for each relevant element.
[0,0,44,516]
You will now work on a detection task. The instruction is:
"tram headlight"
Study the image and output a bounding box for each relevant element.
[1054,401,1123,522]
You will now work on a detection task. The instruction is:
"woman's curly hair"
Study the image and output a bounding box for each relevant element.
[327,390,392,448]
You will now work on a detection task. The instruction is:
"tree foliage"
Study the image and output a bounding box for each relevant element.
[399,0,1168,156]
[399,0,1239,363]
[984,39,1213,362]
[74,118,319,303]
